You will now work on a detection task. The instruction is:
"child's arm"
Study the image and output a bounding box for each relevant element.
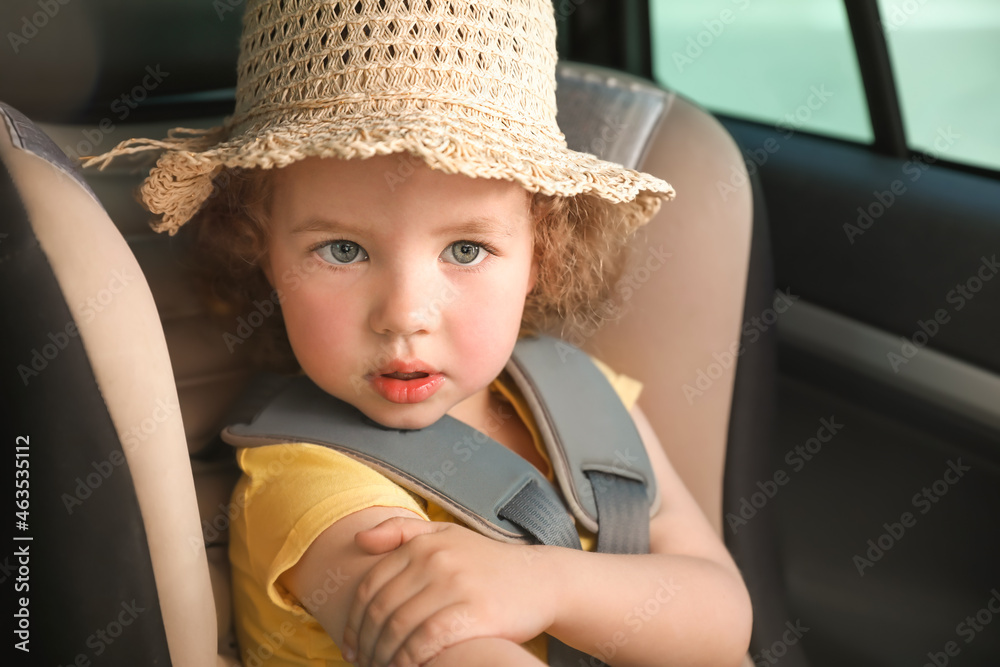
[421,637,546,667]
[278,505,546,667]
[343,404,753,667]
[536,404,753,665]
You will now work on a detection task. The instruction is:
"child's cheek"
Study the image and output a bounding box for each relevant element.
[281,277,362,364]
[447,272,528,369]
[274,252,326,294]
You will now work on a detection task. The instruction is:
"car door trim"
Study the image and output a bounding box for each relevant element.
[778,299,1000,435]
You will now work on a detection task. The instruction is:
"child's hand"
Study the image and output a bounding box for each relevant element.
[341,517,555,667]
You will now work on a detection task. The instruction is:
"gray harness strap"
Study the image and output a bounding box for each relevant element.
[588,471,651,555]
[221,335,659,666]
[504,336,659,537]
[506,338,656,666]
[498,479,583,550]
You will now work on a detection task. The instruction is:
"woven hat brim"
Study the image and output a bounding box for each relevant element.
[128,109,674,235]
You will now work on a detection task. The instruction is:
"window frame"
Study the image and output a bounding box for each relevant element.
[567,0,1000,179]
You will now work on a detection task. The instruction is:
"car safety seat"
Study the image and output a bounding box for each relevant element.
[0,62,803,666]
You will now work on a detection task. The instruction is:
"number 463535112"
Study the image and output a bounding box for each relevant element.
[15,436,29,525]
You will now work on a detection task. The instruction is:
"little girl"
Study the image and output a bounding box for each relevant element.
[88,1,752,665]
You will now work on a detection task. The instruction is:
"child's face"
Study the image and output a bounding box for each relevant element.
[263,155,537,430]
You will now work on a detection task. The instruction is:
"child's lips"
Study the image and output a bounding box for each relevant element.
[381,370,430,380]
[373,359,436,377]
[369,361,443,404]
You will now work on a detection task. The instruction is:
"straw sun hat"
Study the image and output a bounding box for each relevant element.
[85,0,675,235]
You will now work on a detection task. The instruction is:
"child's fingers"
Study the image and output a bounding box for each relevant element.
[355,516,447,555]
[371,598,473,667]
[354,568,434,667]
[393,605,483,667]
[360,588,453,667]
[346,533,443,665]
[344,548,414,662]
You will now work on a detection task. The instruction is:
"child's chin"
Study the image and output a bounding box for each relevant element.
[359,403,446,432]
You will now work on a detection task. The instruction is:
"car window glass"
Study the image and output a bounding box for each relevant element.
[877,0,1000,171]
[649,0,873,144]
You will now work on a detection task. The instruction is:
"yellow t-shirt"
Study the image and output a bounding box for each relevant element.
[229,359,642,666]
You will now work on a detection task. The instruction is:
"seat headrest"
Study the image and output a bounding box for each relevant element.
[555,62,674,170]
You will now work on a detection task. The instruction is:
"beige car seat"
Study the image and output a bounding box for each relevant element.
[1,62,796,666]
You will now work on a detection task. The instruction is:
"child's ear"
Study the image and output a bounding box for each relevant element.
[527,255,539,294]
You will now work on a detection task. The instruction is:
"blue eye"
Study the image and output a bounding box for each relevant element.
[442,241,487,266]
[317,240,368,265]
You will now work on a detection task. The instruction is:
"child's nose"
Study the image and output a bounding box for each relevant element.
[368,267,445,336]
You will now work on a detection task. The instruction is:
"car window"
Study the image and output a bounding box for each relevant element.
[877,0,1000,171]
[648,0,873,144]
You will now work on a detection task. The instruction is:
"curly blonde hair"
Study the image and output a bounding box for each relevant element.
[185,164,642,370]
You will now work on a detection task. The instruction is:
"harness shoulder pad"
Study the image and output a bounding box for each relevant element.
[221,335,658,544]
[507,336,660,533]
[222,378,581,546]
